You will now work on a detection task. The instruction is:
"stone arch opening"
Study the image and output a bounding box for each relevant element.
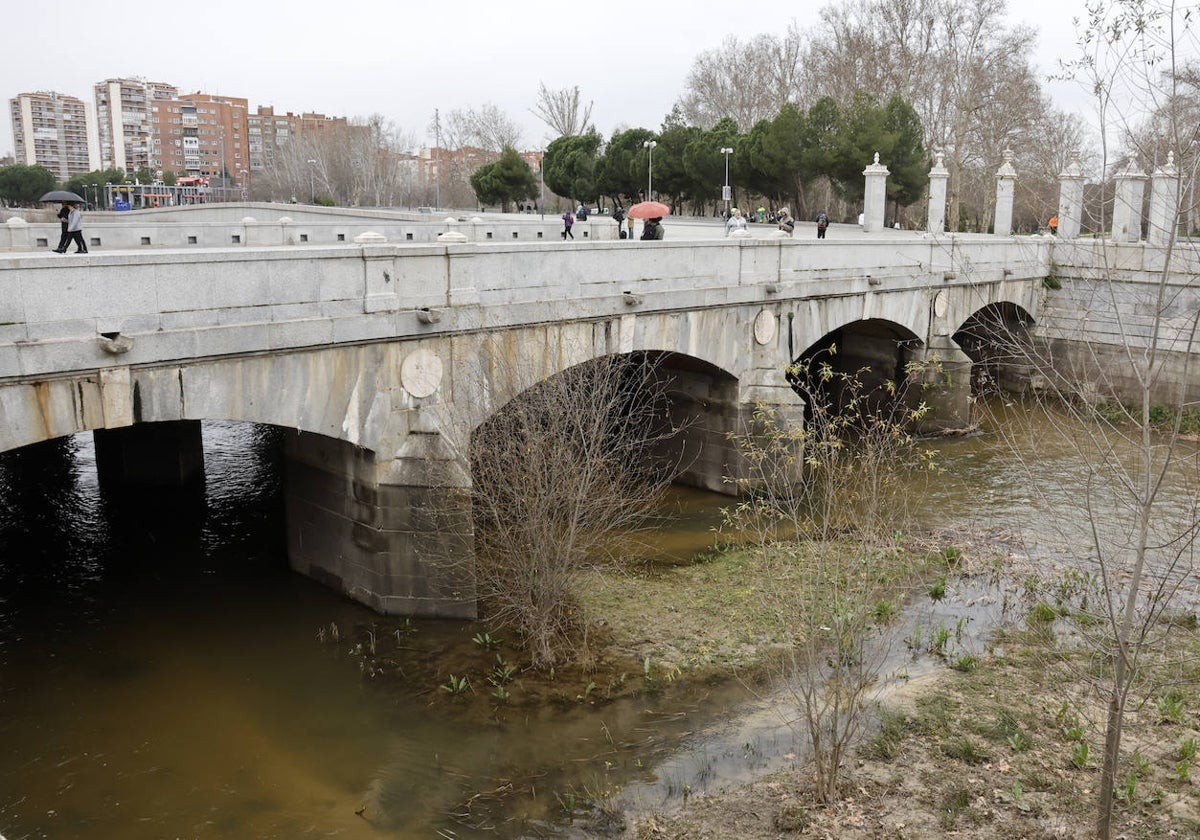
[953,302,1037,395]
[792,318,924,420]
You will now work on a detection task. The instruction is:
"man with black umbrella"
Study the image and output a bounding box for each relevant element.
[51,202,71,253]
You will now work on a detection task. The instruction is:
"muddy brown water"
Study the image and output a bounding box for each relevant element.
[1,404,1197,839]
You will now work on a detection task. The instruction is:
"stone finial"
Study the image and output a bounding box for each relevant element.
[873,152,880,165]
[1157,150,1179,176]
[6,217,27,226]
[438,230,468,242]
[354,231,387,244]
[1059,153,1084,180]
[996,149,1017,178]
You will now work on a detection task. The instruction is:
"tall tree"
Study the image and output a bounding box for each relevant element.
[542,131,602,205]
[595,127,655,207]
[531,83,594,139]
[0,164,56,206]
[682,118,740,213]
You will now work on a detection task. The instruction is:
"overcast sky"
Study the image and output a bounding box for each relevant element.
[4,0,1093,160]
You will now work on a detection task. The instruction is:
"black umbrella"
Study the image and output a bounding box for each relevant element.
[39,190,86,203]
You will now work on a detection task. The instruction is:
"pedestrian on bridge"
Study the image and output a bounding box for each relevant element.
[562,210,575,240]
[816,210,829,239]
[65,204,88,253]
[52,202,71,253]
[725,207,747,236]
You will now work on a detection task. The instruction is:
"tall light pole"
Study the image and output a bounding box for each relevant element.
[720,146,733,219]
[239,169,250,202]
[307,159,317,203]
[643,139,657,201]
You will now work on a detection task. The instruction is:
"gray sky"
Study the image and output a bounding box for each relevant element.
[4,0,1091,161]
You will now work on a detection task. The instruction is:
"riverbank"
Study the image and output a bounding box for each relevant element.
[588,541,1200,839]
[350,528,1200,838]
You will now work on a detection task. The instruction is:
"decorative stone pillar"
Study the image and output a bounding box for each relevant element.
[1111,163,1147,243]
[1147,151,1180,246]
[993,149,1017,236]
[927,150,949,234]
[1057,153,1085,239]
[861,152,890,233]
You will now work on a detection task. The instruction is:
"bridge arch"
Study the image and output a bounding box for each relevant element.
[953,302,1038,394]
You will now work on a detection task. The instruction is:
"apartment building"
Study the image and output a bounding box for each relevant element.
[94,78,178,173]
[9,91,94,179]
[246,106,349,173]
[152,93,249,184]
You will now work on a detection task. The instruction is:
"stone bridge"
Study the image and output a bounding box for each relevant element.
[0,215,1048,616]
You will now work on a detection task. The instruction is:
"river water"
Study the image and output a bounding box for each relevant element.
[1,406,1197,839]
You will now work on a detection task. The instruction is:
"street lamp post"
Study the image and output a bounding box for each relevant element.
[307,159,317,203]
[720,147,733,219]
[239,169,250,202]
[643,139,657,201]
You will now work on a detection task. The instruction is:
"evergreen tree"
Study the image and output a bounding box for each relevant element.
[543,132,602,206]
[469,147,538,211]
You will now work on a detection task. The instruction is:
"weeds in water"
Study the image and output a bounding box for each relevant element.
[366,629,376,655]
[492,684,511,705]
[473,632,501,650]
[577,681,596,702]
[441,674,471,696]
[489,655,517,686]
[1028,602,1057,625]
[873,599,897,622]
[393,618,416,640]
[929,576,947,601]
[941,546,963,567]
[929,624,953,657]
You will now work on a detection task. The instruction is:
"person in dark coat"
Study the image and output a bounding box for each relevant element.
[641,217,665,240]
[52,202,71,253]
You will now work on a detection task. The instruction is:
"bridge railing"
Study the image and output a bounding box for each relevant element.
[0,211,617,252]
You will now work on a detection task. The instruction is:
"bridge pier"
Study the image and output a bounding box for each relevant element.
[283,429,476,619]
[910,338,974,432]
[93,420,205,487]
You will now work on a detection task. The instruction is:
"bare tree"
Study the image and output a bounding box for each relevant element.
[674,28,805,131]
[722,356,940,802]
[531,83,594,139]
[806,0,1048,230]
[464,351,686,668]
[980,4,1200,837]
[255,115,417,206]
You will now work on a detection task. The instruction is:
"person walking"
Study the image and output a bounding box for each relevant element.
[65,203,88,253]
[816,210,830,239]
[1048,215,1058,235]
[641,217,665,240]
[725,207,747,236]
[52,202,71,253]
[626,214,635,243]
[777,207,795,236]
[562,210,574,240]
[612,205,626,239]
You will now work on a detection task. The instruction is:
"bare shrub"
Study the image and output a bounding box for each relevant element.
[468,352,685,668]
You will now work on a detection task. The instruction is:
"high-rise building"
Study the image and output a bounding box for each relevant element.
[9,91,93,179]
[94,77,178,174]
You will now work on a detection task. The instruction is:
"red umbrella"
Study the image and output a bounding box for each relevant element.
[627,200,671,219]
